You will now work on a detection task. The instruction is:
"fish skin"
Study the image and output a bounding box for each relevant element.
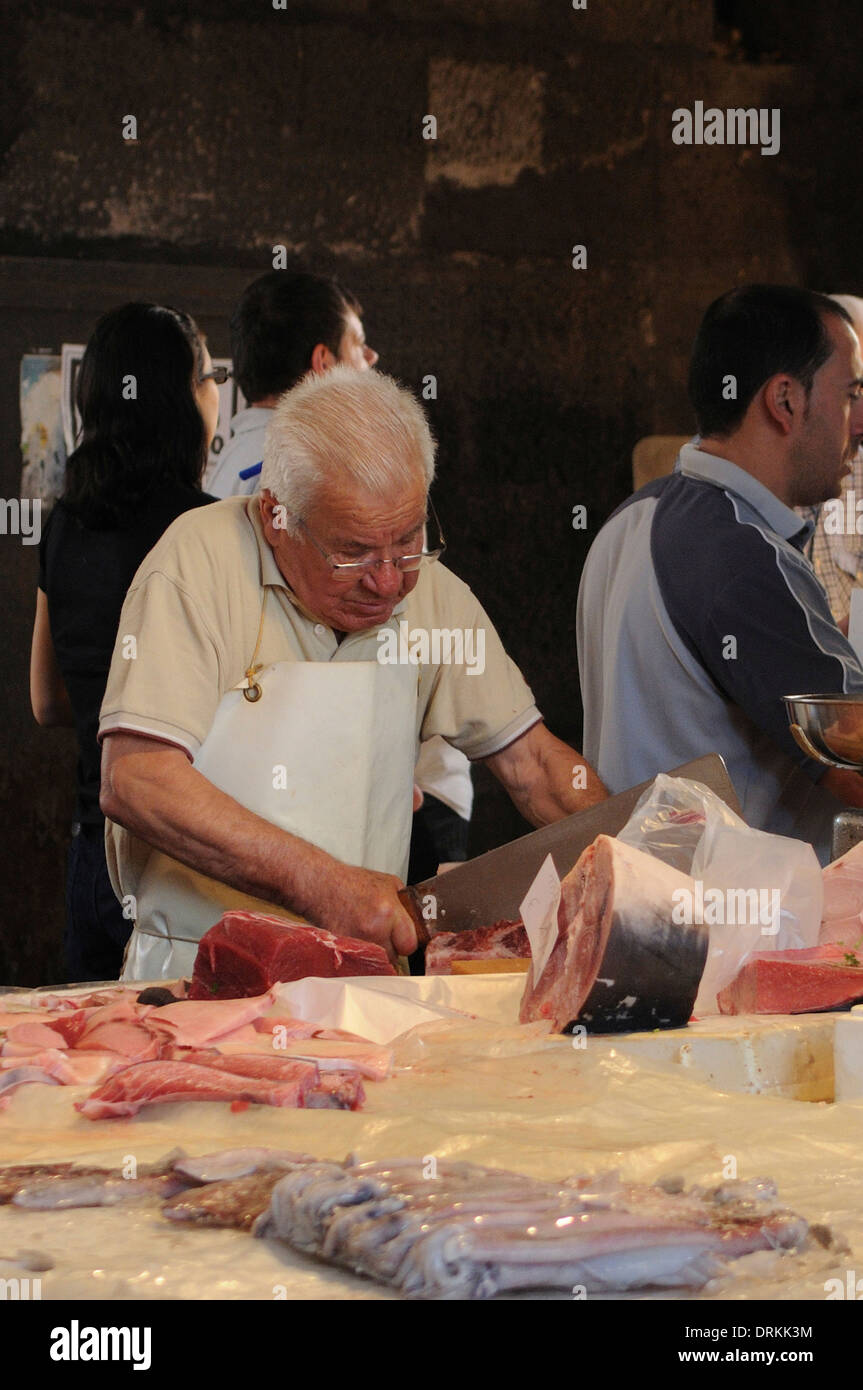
[520,836,707,1034]
[304,1072,366,1111]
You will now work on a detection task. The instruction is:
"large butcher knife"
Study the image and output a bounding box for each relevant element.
[399,754,740,949]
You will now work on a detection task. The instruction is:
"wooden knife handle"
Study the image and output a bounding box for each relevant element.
[398,887,431,950]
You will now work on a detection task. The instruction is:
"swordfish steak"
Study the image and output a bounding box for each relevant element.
[519,835,708,1034]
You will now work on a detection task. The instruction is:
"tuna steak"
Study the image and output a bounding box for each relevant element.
[717,943,863,1015]
[519,835,708,1034]
[190,911,396,1000]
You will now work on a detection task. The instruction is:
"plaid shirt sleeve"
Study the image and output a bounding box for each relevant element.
[798,453,863,625]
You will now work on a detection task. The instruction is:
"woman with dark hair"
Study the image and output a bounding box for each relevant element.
[29,302,220,981]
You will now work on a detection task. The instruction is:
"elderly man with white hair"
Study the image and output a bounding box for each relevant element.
[99,366,606,980]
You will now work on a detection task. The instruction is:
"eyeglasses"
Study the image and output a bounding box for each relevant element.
[199,365,231,385]
[296,497,446,581]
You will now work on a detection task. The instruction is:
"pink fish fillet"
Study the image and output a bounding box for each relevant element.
[257,1037,393,1081]
[253,1015,322,1039]
[0,1049,124,1087]
[173,1049,320,1090]
[214,1018,351,1055]
[33,987,138,1011]
[75,1022,162,1062]
[173,1050,365,1110]
[2,1021,68,1050]
[0,1010,71,1030]
[77,999,153,1031]
[144,990,278,1048]
[75,1059,313,1119]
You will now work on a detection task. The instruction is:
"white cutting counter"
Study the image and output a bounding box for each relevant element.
[0,974,861,1302]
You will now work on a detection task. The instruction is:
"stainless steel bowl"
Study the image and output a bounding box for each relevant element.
[784,693,863,769]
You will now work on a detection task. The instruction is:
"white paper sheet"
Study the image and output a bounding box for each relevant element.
[519,853,561,980]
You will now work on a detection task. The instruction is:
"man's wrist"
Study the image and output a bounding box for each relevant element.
[277,837,340,925]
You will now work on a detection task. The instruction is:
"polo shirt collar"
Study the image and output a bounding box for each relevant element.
[678,441,814,548]
[231,406,274,434]
[242,496,409,625]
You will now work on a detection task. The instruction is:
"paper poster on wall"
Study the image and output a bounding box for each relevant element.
[19,354,67,509]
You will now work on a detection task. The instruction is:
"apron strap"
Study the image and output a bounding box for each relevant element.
[243,589,269,703]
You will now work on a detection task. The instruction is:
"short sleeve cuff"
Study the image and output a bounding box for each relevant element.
[98,712,201,759]
[460,705,543,761]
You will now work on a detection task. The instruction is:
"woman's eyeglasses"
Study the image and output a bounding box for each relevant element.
[199,365,231,385]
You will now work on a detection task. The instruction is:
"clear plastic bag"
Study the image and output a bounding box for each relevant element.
[618,775,823,1014]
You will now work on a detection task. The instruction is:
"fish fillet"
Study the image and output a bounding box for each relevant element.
[75,1060,316,1119]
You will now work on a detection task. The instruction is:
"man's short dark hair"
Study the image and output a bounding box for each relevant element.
[231,271,362,403]
[687,284,853,437]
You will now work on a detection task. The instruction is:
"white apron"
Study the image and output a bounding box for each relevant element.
[122,606,418,980]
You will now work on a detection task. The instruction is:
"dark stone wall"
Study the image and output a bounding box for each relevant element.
[1,0,862,983]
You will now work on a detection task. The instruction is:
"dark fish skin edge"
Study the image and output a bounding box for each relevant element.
[162,1171,287,1229]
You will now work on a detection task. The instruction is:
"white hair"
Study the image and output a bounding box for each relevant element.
[260,365,436,533]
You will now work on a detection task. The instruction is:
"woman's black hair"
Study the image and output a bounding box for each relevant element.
[62,302,208,528]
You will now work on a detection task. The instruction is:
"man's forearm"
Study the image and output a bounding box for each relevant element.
[531,738,607,822]
[484,723,607,827]
[100,739,337,922]
[513,743,607,825]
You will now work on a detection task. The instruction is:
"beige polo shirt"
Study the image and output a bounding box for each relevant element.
[99,496,540,903]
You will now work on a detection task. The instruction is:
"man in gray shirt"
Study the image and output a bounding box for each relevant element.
[578,285,863,862]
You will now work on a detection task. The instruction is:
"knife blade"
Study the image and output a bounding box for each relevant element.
[399,754,740,949]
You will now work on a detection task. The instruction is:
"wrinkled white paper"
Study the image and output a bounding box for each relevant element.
[519,853,562,981]
[271,974,519,1044]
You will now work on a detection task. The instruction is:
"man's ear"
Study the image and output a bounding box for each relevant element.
[259,489,278,542]
[763,373,802,435]
[310,342,336,375]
